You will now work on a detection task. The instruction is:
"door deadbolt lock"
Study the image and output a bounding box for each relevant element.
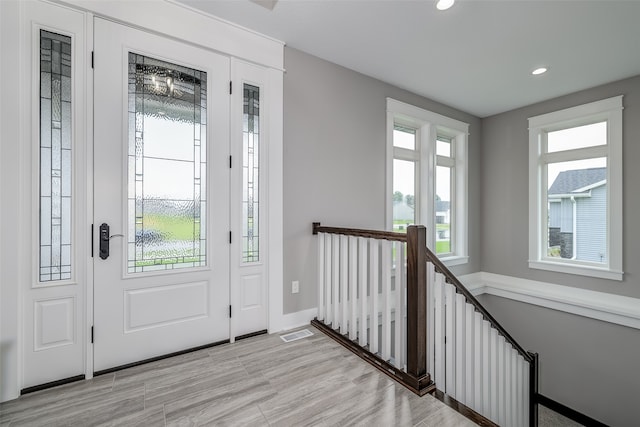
[99,223,125,260]
[99,223,110,259]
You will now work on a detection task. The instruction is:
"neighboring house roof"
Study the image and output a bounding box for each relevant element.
[548,167,606,196]
[436,200,450,212]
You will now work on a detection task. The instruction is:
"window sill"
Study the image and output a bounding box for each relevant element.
[528,260,623,281]
[440,255,469,267]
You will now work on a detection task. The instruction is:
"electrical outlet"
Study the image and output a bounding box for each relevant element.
[292,280,300,294]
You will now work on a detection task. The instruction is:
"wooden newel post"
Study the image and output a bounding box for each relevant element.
[406,225,429,387]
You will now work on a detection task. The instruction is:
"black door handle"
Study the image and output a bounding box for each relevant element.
[99,223,110,259]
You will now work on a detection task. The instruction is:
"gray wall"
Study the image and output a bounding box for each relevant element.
[283,47,481,314]
[478,294,640,427]
[480,75,640,426]
[481,74,640,298]
[282,46,640,425]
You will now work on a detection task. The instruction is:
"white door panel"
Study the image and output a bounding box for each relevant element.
[22,0,87,390]
[93,18,230,371]
[230,60,269,337]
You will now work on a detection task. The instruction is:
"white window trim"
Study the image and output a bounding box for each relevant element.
[528,96,623,280]
[386,98,469,266]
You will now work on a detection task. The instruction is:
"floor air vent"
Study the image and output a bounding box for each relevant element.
[280,329,313,343]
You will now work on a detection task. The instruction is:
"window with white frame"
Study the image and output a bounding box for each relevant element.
[387,98,468,266]
[436,135,455,255]
[392,124,418,233]
[528,96,623,280]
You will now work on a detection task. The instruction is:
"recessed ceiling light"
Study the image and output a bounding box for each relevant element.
[532,67,548,75]
[436,0,455,11]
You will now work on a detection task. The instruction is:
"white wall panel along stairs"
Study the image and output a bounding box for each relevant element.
[428,264,531,426]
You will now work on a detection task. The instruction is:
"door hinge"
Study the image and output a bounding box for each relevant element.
[229,305,232,318]
[91,223,94,258]
[229,155,232,168]
[91,326,94,344]
[229,81,232,95]
[91,51,94,69]
[229,231,232,244]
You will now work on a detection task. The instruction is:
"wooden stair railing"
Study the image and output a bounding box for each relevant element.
[426,239,538,426]
[312,222,539,426]
[312,222,434,395]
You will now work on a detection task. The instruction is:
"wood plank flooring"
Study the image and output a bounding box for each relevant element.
[0,325,476,426]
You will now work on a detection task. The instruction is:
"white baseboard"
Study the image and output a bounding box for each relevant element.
[280,307,317,331]
[459,271,640,330]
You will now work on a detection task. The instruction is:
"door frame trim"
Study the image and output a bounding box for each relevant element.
[84,11,96,381]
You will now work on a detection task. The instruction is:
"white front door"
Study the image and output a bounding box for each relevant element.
[93,18,231,371]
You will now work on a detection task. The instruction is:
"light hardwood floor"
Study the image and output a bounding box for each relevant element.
[0,325,477,426]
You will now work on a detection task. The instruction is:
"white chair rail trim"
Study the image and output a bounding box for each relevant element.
[460,272,640,331]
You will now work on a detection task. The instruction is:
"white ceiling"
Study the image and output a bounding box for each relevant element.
[177,0,640,117]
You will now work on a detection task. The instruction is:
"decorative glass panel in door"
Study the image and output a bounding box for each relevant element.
[127,53,207,273]
[40,30,72,282]
[242,84,259,263]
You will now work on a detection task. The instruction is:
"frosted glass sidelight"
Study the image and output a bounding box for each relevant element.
[127,53,208,273]
[39,30,72,282]
[242,84,260,263]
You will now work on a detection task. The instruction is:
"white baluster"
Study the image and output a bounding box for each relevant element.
[369,239,379,354]
[358,237,367,347]
[381,240,392,361]
[426,262,436,375]
[473,311,483,413]
[340,234,348,335]
[433,273,445,389]
[524,357,530,427]
[505,346,513,427]
[332,234,340,330]
[517,355,524,427]
[497,335,506,426]
[317,232,325,321]
[504,343,515,426]
[464,303,475,408]
[324,233,332,324]
[394,242,404,369]
[445,283,456,397]
[455,293,466,403]
[482,320,491,416]
[349,236,358,340]
[401,243,408,370]
[490,328,499,422]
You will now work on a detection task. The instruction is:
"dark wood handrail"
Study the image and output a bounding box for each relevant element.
[426,249,534,363]
[312,222,407,242]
